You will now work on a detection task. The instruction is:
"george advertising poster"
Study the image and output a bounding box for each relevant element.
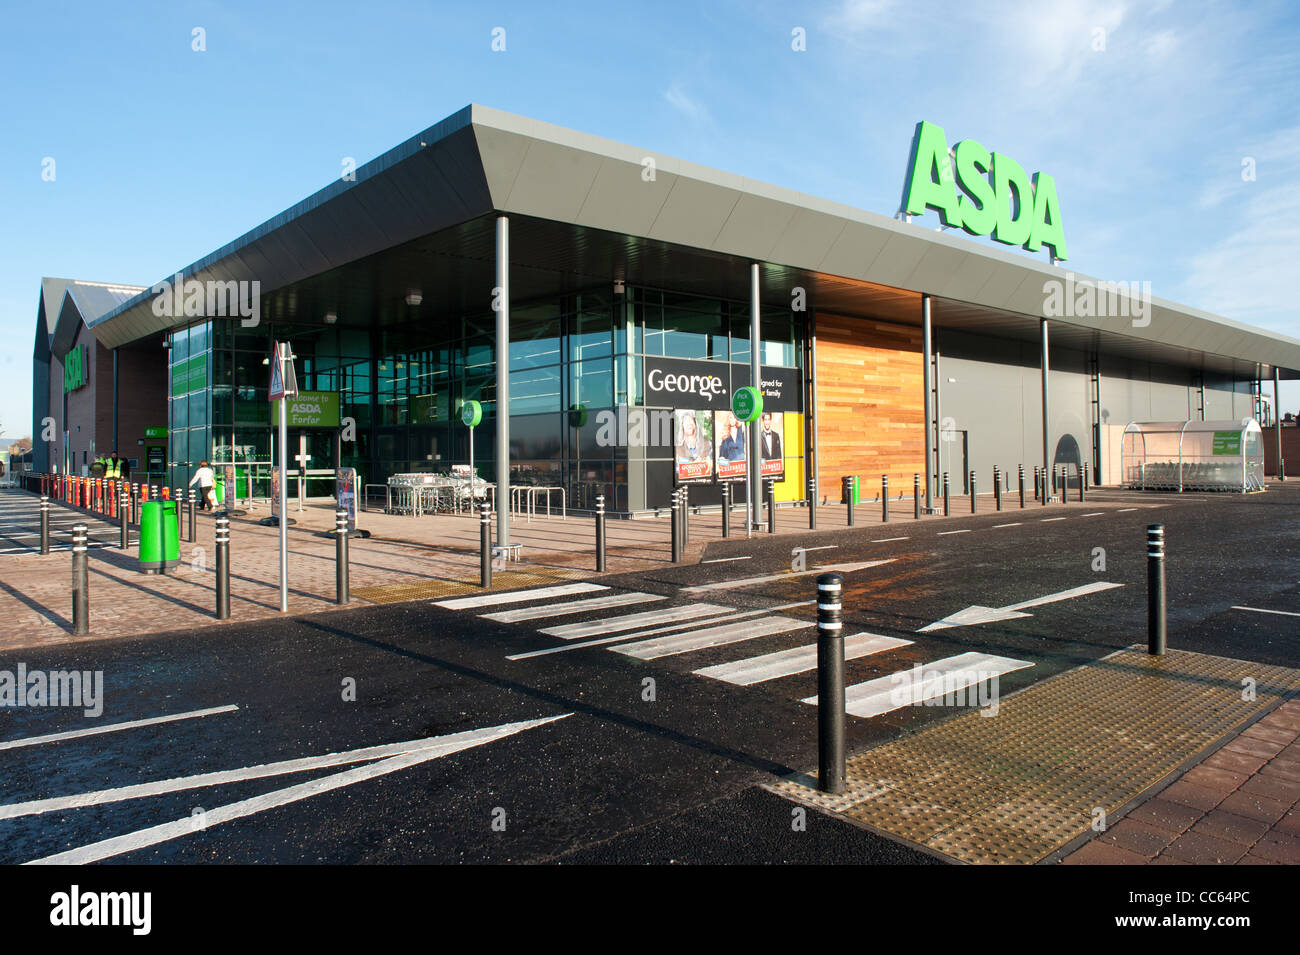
[271,466,281,520]
[673,409,715,484]
[757,411,785,478]
[336,467,357,533]
[713,410,748,481]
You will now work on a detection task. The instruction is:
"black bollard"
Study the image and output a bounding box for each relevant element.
[1019,464,1025,509]
[765,479,776,534]
[995,466,1002,511]
[595,494,607,573]
[188,488,196,543]
[722,482,732,538]
[120,490,129,549]
[40,496,50,555]
[914,473,921,520]
[808,477,817,530]
[681,485,690,543]
[843,475,855,527]
[881,475,889,523]
[943,471,950,516]
[1147,524,1166,655]
[335,508,350,604]
[970,470,977,513]
[1078,466,1085,503]
[71,523,89,636]
[480,502,492,587]
[215,514,230,620]
[816,573,846,794]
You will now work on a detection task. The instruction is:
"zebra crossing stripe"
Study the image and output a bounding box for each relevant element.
[613,616,810,661]
[802,651,1032,718]
[435,582,607,610]
[540,602,731,640]
[693,633,913,686]
[482,592,664,623]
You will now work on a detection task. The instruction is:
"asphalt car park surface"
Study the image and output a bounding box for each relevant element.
[0,485,1295,864]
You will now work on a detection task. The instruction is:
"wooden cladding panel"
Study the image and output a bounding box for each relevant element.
[814,313,925,491]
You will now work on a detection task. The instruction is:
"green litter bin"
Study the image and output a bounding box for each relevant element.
[214,477,224,505]
[851,475,862,505]
[138,501,180,573]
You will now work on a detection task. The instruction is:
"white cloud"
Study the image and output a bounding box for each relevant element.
[663,84,712,124]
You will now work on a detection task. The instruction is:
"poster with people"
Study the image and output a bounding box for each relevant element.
[713,410,747,481]
[758,411,785,478]
[673,409,714,484]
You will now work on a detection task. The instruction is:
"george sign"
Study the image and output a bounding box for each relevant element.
[271,391,341,428]
[336,468,357,533]
[461,399,482,428]
[645,357,730,409]
[732,386,763,424]
[1212,431,1242,456]
[673,409,715,485]
[63,344,89,393]
[901,120,1067,260]
[271,466,281,519]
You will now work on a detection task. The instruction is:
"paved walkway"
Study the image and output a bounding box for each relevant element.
[0,482,1139,650]
[1062,699,1300,865]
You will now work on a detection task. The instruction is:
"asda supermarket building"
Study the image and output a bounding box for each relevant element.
[34,105,1300,521]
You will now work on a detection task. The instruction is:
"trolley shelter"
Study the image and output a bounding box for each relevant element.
[1121,419,1265,492]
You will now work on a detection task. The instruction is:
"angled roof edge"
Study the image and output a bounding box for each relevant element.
[78,104,1300,376]
[50,280,146,358]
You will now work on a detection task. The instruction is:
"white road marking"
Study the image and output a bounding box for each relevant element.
[481,592,663,623]
[681,560,894,593]
[614,616,810,660]
[0,705,239,752]
[1040,517,1067,522]
[1232,606,1300,618]
[694,633,912,686]
[434,582,606,610]
[504,601,816,660]
[800,545,838,552]
[1117,507,1138,512]
[871,537,909,543]
[992,523,1022,528]
[701,556,752,563]
[1080,512,1104,517]
[803,652,1033,717]
[540,602,730,640]
[937,529,970,536]
[22,715,569,865]
[918,581,1124,632]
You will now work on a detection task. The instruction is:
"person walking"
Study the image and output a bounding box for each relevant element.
[189,460,216,510]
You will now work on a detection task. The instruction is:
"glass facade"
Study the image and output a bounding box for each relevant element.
[164,285,807,511]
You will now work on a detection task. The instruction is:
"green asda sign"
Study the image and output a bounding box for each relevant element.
[902,121,1067,260]
[170,354,207,396]
[271,391,341,428]
[1212,431,1242,456]
[63,344,88,393]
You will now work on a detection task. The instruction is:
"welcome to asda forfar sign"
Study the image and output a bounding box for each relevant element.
[271,391,341,428]
[901,120,1067,260]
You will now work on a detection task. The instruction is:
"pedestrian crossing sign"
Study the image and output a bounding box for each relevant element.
[268,342,298,400]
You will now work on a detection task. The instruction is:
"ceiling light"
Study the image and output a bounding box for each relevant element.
[405,290,423,307]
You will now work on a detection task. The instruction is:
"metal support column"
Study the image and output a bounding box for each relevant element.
[1275,367,1286,480]
[1040,318,1051,506]
[496,215,512,545]
[921,294,934,514]
[749,263,762,534]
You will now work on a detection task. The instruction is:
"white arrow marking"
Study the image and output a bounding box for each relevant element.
[20,715,569,865]
[682,560,895,593]
[918,581,1123,632]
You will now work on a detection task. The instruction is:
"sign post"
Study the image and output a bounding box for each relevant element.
[732,386,763,541]
[268,341,298,612]
[461,400,483,482]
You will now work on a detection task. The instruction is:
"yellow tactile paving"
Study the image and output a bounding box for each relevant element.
[350,569,584,604]
[768,647,1300,864]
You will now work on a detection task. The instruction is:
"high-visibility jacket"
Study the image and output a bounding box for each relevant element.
[105,458,123,479]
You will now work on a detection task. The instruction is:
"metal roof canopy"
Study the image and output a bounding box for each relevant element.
[85,104,1300,380]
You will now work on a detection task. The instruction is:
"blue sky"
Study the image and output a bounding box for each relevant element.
[2,0,1298,437]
